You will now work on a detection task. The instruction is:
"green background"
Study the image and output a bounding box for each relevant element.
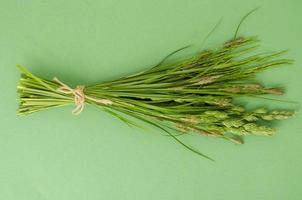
[0,0,301,199]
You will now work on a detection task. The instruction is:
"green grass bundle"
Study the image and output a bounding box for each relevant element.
[17,36,295,160]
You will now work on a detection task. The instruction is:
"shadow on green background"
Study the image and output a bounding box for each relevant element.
[0,0,301,199]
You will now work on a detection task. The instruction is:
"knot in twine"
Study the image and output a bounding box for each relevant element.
[53,77,113,115]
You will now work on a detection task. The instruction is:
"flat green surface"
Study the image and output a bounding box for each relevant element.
[0,0,301,199]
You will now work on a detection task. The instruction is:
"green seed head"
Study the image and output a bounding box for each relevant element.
[253,107,268,114]
[243,123,275,135]
[261,114,274,120]
[200,116,219,123]
[262,110,294,120]
[231,106,245,112]
[204,125,225,133]
[223,119,244,128]
[226,127,247,136]
[204,110,228,119]
[244,114,258,122]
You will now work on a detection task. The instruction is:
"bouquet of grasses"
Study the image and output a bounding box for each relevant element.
[17,34,295,160]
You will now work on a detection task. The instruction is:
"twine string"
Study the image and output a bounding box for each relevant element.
[53,77,112,115]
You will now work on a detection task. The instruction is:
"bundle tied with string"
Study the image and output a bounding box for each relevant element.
[53,77,112,115]
[17,34,295,160]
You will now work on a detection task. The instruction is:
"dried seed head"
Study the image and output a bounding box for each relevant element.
[223,86,241,93]
[180,116,200,124]
[243,84,263,92]
[175,123,190,132]
[194,75,222,85]
[203,96,232,107]
[198,50,212,59]
[216,98,232,107]
[224,37,246,48]
[265,88,284,95]
[224,84,265,94]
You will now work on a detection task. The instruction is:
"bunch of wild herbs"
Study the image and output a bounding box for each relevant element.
[17,36,294,160]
